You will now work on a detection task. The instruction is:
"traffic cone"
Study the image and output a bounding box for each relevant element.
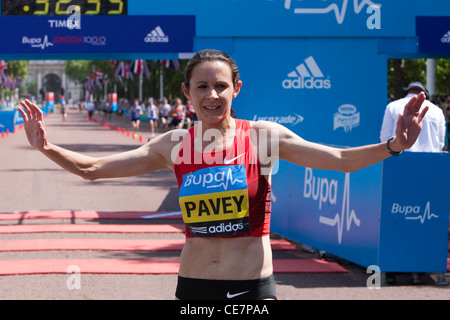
[1,131,5,139]
[6,129,10,136]
[139,135,143,143]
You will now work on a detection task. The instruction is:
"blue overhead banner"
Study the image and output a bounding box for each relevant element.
[0,15,195,55]
[416,16,450,53]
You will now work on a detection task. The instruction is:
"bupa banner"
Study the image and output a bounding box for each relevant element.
[416,16,450,53]
[271,153,450,272]
[379,153,450,272]
[0,15,195,55]
[271,160,382,268]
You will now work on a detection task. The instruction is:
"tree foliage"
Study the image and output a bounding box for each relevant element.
[435,59,450,96]
[388,59,450,100]
[6,60,29,79]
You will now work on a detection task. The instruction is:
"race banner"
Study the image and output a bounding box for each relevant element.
[0,15,195,55]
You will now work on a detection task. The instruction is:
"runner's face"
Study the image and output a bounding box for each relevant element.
[182,61,241,125]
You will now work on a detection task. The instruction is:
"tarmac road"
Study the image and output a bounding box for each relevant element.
[0,106,448,300]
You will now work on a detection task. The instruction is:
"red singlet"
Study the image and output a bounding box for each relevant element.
[174,119,271,238]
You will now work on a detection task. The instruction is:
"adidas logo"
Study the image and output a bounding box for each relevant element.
[282,56,331,89]
[441,30,450,43]
[144,26,169,43]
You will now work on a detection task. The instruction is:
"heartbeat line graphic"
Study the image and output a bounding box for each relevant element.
[31,35,54,50]
[206,168,244,191]
[285,0,381,24]
[405,202,438,224]
[319,173,360,244]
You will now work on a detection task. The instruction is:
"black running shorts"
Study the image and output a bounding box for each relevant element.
[175,274,277,300]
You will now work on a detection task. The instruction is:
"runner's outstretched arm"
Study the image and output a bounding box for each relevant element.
[274,92,428,172]
[19,100,173,181]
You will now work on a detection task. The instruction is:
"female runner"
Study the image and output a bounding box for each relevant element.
[19,49,428,300]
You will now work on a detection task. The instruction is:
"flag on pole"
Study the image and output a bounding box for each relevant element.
[0,60,7,85]
[117,61,134,81]
[133,59,151,79]
[133,59,142,75]
[93,70,103,89]
[103,74,109,86]
[160,59,180,70]
[114,62,123,82]
[2,75,11,90]
[83,75,94,93]
[142,60,151,79]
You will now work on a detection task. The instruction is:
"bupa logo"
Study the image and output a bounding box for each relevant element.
[303,168,361,244]
[22,35,54,50]
[282,56,331,90]
[145,26,169,43]
[391,201,438,225]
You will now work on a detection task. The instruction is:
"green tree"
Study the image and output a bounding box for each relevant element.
[435,59,450,96]
[64,60,91,82]
[6,60,29,79]
[388,59,427,100]
[388,59,450,100]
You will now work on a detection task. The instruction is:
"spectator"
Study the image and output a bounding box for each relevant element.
[380,82,446,152]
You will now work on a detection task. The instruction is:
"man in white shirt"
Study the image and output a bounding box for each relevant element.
[380,82,446,152]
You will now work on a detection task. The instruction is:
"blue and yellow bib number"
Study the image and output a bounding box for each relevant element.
[179,165,250,237]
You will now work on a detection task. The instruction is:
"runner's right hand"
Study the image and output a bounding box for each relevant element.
[18,100,48,151]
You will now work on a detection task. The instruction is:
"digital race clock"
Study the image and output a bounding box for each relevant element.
[1,0,127,15]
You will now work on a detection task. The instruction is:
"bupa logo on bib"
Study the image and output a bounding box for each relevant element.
[179,165,250,237]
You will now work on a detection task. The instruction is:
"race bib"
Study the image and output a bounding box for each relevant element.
[179,165,250,237]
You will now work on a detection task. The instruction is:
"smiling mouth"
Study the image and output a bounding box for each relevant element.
[203,105,221,112]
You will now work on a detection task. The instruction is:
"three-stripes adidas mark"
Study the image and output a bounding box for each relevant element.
[145,26,169,43]
[282,56,331,89]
